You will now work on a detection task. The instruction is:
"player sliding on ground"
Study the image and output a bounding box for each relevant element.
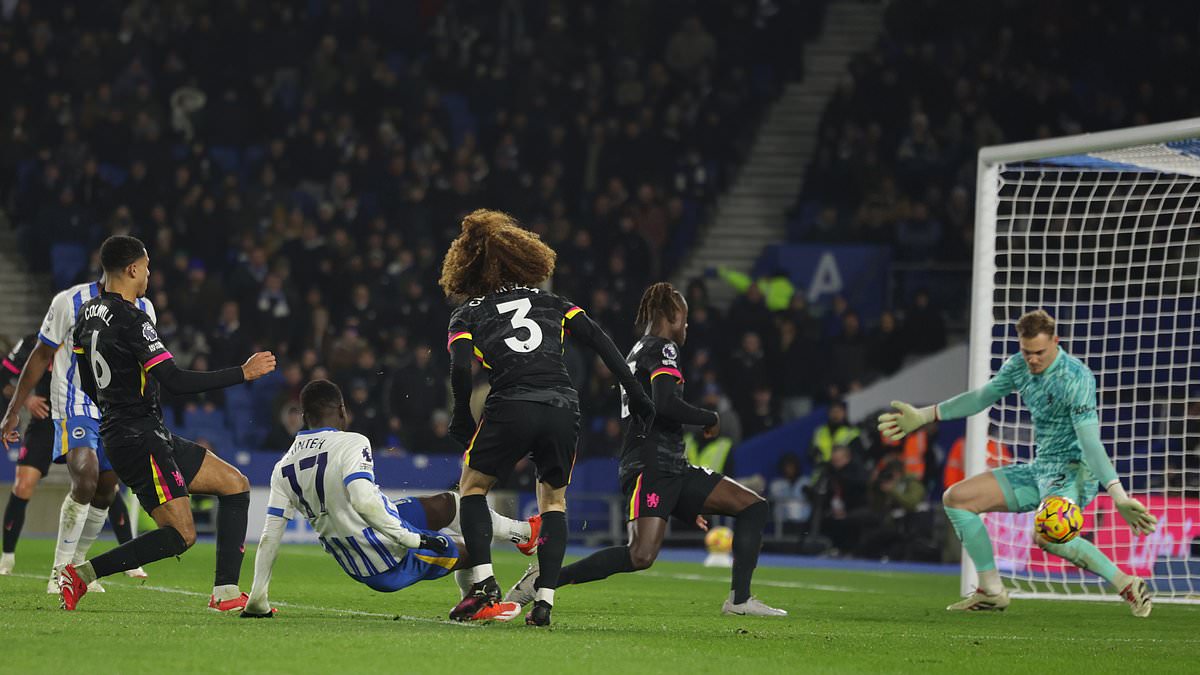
[506,283,785,616]
[439,209,654,626]
[240,380,539,621]
[58,236,277,611]
[878,309,1157,616]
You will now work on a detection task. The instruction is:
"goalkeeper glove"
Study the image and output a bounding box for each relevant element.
[876,400,936,441]
[419,533,451,554]
[1107,481,1158,536]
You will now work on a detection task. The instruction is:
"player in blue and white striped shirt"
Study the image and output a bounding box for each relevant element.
[0,279,155,591]
[242,380,539,621]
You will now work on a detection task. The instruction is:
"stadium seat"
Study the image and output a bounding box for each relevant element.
[50,243,87,290]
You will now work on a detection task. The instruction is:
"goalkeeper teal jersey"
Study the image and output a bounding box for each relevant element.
[990,346,1100,463]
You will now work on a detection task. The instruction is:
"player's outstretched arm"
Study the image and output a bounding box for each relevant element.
[345,478,447,552]
[564,312,654,419]
[447,339,476,446]
[242,515,287,618]
[1074,421,1157,536]
[150,352,276,395]
[878,381,1009,441]
[0,342,54,446]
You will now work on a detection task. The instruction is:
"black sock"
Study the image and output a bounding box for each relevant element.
[731,500,768,604]
[108,494,134,544]
[459,494,493,572]
[90,526,188,578]
[533,511,568,594]
[3,495,29,554]
[215,491,249,587]
[556,545,633,586]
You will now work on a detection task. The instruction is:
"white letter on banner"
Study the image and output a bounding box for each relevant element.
[807,252,844,303]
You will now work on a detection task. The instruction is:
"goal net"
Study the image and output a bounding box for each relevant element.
[967,119,1200,602]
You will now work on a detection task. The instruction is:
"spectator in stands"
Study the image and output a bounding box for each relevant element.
[768,453,811,532]
[811,444,869,553]
[901,289,947,356]
[867,310,906,377]
[809,400,862,465]
[856,458,929,560]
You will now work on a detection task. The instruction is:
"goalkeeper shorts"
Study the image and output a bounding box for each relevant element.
[993,460,1100,513]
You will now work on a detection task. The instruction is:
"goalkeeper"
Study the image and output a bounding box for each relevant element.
[878,310,1156,617]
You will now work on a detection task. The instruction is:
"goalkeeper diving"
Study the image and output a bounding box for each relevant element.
[878,310,1157,617]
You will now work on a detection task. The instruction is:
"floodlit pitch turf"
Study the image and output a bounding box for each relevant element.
[1,540,1197,674]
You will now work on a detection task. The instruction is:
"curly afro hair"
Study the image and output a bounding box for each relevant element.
[438,209,557,300]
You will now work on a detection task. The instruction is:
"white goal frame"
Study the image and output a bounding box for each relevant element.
[965,118,1200,602]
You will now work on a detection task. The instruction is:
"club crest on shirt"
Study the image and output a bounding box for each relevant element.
[142,322,158,342]
[662,343,678,360]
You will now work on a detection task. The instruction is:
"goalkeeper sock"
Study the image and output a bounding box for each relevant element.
[945,506,1001,593]
[557,546,634,586]
[1040,536,1127,589]
[732,500,768,604]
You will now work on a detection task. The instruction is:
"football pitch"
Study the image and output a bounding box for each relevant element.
[2,540,1197,674]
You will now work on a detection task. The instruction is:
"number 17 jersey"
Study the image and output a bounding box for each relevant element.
[447,286,584,411]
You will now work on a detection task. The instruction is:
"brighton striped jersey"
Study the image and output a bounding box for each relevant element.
[990,346,1099,464]
[266,428,414,579]
[37,282,156,420]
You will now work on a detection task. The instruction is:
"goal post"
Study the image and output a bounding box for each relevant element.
[966,118,1200,602]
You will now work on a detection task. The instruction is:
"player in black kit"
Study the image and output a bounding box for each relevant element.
[58,236,277,611]
[505,282,786,616]
[439,209,654,626]
[0,332,140,576]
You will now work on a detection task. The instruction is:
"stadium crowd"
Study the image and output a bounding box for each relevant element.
[3,0,1193,562]
[1,0,825,458]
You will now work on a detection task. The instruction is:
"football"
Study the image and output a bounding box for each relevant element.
[704,526,734,554]
[1034,496,1084,544]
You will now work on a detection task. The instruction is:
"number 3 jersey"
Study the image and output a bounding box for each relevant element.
[447,286,584,412]
[267,428,413,578]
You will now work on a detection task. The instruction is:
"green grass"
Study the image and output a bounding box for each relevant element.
[1,540,1197,674]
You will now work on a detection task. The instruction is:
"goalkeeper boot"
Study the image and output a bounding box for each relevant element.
[946,587,1010,612]
[1119,577,1152,618]
[722,593,788,617]
[525,600,552,626]
[503,563,540,606]
[450,576,501,622]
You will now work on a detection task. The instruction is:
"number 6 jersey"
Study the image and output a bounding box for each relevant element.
[71,292,174,437]
[447,286,584,411]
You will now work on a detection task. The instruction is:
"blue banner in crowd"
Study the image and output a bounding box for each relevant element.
[753,244,891,319]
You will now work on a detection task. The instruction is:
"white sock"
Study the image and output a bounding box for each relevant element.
[490,511,531,545]
[213,584,242,601]
[977,569,1003,595]
[72,506,109,565]
[535,587,555,606]
[454,569,472,596]
[470,563,494,584]
[446,492,462,534]
[53,496,90,569]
